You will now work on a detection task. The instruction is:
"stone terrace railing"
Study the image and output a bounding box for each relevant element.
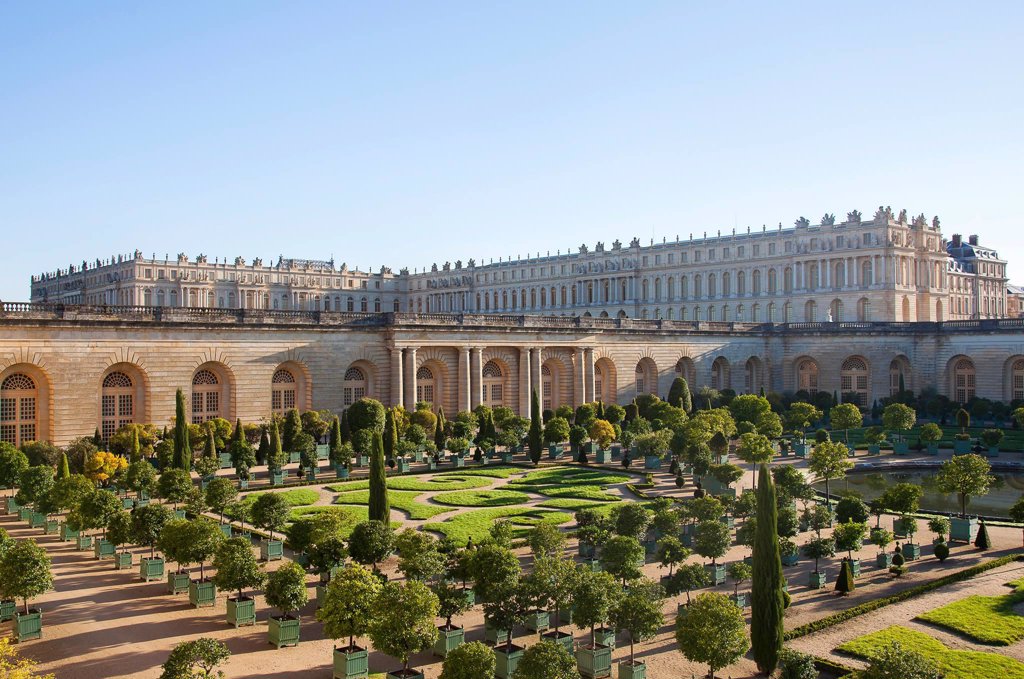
[3,302,1024,335]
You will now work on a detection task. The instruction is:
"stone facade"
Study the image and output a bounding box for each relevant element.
[30,208,1008,323]
[2,303,1023,446]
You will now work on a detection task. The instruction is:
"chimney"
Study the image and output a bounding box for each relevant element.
[951,234,962,247]
[969,235,979,246]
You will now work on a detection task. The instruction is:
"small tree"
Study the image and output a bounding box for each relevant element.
[544,417,571,445]
[802,537,835,574]
[808,440,854,502]
[599,535,645,584]
[348,520,395,572]
[160,638,230,679]
[694,520,731,568]
[394,528,445,582]
[655,536,689,577]
[433,579,472,631]
[204,478,238,524]
[317,564,382,650]
[609,577,664,666]
[470,543,520,603]
[736,432,775,487]
[528,520,566,558]
[212,537,265,600]
[133,503,173,558]
[528,389,543,464]
[833,521,867,561]
[107,510,134,553]
[589,419,616,449]
[572,568,620,648]
[928,516,951,543]
[666,562,710,604]
[859,641,943,679]
[882,403,916,442]
[936,453,995,517]
[439,640,495,679]
[835,557,855,595]
[0,444,29,493]
[614,503,652,540]
[871,528,894,556]
[674,591,750,679]
[368,431,390,526]
[172,388,193,471]
[368,580,440,675]
[727,561,751,598]
[157,469,193,509]
[831,403,863,446]
[250,492,289,541]
[72,489,122,539]
[0,539,53,615]
[265,561,309,619]
[511,639,580,679]
[975,521,991,550]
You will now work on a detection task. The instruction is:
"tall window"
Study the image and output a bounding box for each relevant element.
[675,358,696,385]
[594,365,603,402]
[1012,359,1024,401]
[711,357,730,391]
[272,369,297,414]
[797,359,819,394]
[482,361,504,406]
[890,359,909,396]
[635,360,656,396]
[542,364,553,411]
[840,357,869,406]
[1,373,37,446]
[953,358,975,403]
[101,371,134,440]
[191,370,221,423]
[745,358,762,394]
[415,367,434,405]
[344,367,367,406]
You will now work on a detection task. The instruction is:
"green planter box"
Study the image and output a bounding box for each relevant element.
[305,470,317,482]
[558,606,574,626]
[894,517,916,539]
[115,551,134,570]
[730,592,747,608]
[261,539,284,561]
[808,570,827,589]
[452,456,465,468]
[987,447,1000,458]
[462,587,475,607]
[576,644,613,679]
[595,449,611,464]
[386,672,423,679]
[494,645,525,679]
[926,443,940,455]
[140,557,165,581]
[595,626,615,650]
[432,625,465,657]
[548,444,564,460]
[14,610,42,642]
[94,539,116,560]
[524,609,550,633]
[76,534,93,550]
[500,452,515,464]
[706,563,726,586]
[355,455,367,467]
[3,496,19,514]
[122,496,135,509]
[335,466,350,479]
[397,459,411,473]
[29,512,46,529]
[781,553,799,567]
[618,661,647,679]
[950,517,978,543]
[484,623,509,646]
[173,509,186,520]
[135,497,151,507]
[296,552,310,568]
[316,444,330,460]
[578,543,595,558]
[793,442,810,458]
[643,455,662,470]
[288,451,301,464]
[189,580,217,607]
[893,441,910,455]
[954,440,972,454]
[270,471,285,486]
[867,444,881,455]
[227,596,256,627]
[543,630,575,653]
[18,506,32,521]
[218,452,233,468]
[849,558,861,578]
[268,615,301,648]
[167,571,190,594]
[0,599,15,622]
[427,461,438,471]
[219,523,232,538]
[876,552,893,569]
[582,558,602,572]
[44,519,59,535]
[333,645,369,679]
[902,543,922,561]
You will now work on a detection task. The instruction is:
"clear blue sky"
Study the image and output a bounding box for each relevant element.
[2,2,1022,301]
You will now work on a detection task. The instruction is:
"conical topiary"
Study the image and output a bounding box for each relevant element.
[975,521,991,550]
[835,558,855,595]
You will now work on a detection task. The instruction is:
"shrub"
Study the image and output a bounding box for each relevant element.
[440,640,495,679]
[778,648,817,679]
[934,543,950,562]
[859,640,942,679]
[511,639,579,679]
[675,592,749,679]
[265,562,309,617]
[159,638,230,679]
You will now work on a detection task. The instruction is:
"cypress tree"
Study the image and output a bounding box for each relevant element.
[528,388,543,465]
[130,426,142,463]
[759,386,765,398]
[268,420,283,474]
[975,521,991,550]
[751,464,784,675]
[204,421,217,459]
[368,430,390,526]
[257,428,270,466]
[383,409,397,459]
[339,409,352,444]
[596,401,605,419]
[835,558,855,595]
[329,416,342,457]
[57,452,70,480]
[282,409,302,453]
[93,428,103,449]
[172,388,192,471]
[434,407,446,451]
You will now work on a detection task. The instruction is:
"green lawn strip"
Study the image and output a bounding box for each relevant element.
[432,489,532,507]
[436,466,523,478]
[325,475,490,493]
[837,626,1024,679]
[785,554,1024,641]
[227,488,320,518]
[513,484,620,501]
[422,507,572,546]
[508,467,632,487]
[840,425,1024,451]
[287,505,376,537]
[916,579,1024,645]
[539,498,621,513]
[333,490,452,520]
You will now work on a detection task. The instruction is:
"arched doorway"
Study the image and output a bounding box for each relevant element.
[482,360,506,407]
[1,373,39,446]
[840,357,869,406]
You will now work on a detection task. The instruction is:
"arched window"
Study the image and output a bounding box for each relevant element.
[753,270,762,296]
[737,271,746,296]
[805,300,817,322]
[953,358,975,403]
[890,359,910,396]
[347,297,354,312]
[830,299,843,322]
[594,364,604,402]
[745,358,763,394]
[344,367,368,406]
[861,261,872,287]
[768,269,777,294]
[722,272,731,297]
[482,361,504,407]
[675,357,696,384]
[1,374,37,446]
[191,369,222,423]
[272,369,297,414]
[1012,359,1024,402]
[858,298,871,322]
[101,371,134,440]
[711,357,730,391]
[635,359,656,397]
[784,267,793,293]
[797,359,819,394]
[840,357,869,406]
[708,274,716,298]
[541,364,554,411]
[808,264,819,290]
[416,366,434,405]
[694,275,703,298]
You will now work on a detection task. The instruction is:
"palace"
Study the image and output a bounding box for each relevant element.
[1,303,1023,447]
[30,207,1008,323]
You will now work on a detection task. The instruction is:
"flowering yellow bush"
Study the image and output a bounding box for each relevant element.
[0,637,54,679]
[84,450,128,485]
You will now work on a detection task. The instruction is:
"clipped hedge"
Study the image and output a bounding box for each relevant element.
[784,553,1024,641]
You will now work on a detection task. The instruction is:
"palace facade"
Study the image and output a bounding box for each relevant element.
[1,303,1023,447]
[29,207,1008,323]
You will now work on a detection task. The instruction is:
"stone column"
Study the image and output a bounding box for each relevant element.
[390,348,404,407]
[531,347,544,410]
[519,347,532,416]
[586,348,596,403]
[470,347,483,410]
[573,348,586,408]
[458,347,471,412]
[404,347,418,411]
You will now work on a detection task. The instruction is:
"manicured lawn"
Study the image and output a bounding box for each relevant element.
[287,505,375,536]
[422,507,572,546]
[841,425,1024,452]
[837,626,1024,679]
[509,467,632,487]
[432,489,532,507]
[526,485,620,501]
[333,489,452,520]
[227,488,320,518]
[437,465,523,478]
[539,498,621,513]
[916,580,1024,645]
[326,475,491,493]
